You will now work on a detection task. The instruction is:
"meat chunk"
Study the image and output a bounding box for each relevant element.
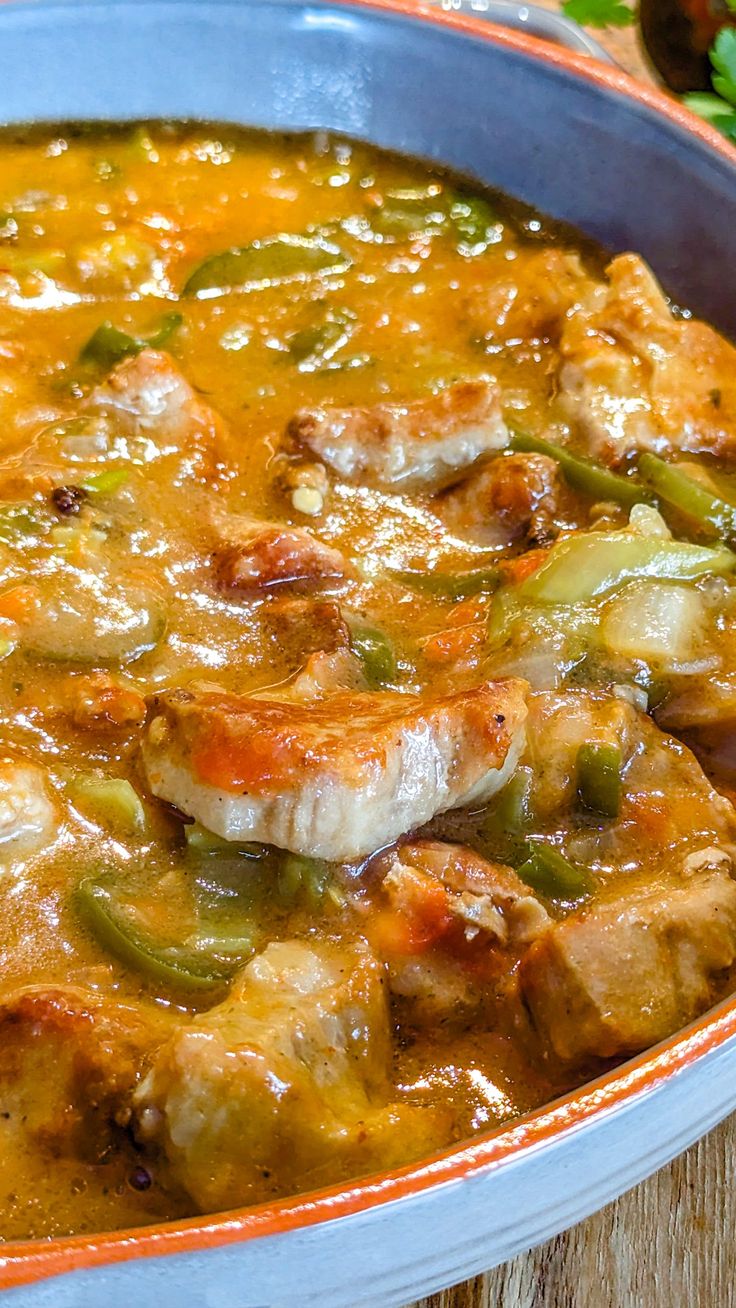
[523,689,736,862]
[142,677,528,860]
[0,758,58,862]
[0,986,168,1160]
[559,254,736,466]
[463,249,594,346]
[56,672,147,731]
[288,647,368,700]
[382,840,550,948]
[287,380,509,491]
[134,940,449,1210]
[369,840,549,1024]
[87,348,224,482]
[212,512,348,594]
[262,596,351,660]
[521,862,736,1065]
[438,451,561,547]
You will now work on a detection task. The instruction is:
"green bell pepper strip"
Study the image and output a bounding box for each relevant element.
[347,618,397,688]
[493,767,535,836]
[519,531,736,604]
[80,312,183,370]
[576,742,622,819]
[277,854,332,908]
[81,468,129,496]
[184,822,265,860]
[510,431,651,509]
[638,453,736,545]
[516,844,595,906]
[182,234,351,297]
[288,308,354,369]
[68,775,146,837]
[74,877,253,992]
[390,566,500,600]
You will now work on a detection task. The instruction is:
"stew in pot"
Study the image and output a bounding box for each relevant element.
[0,122,735,1240]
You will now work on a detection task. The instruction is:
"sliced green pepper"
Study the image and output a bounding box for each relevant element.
[80,322,140,369]
[368,189,447,239]
[368,188,500,255]
[516,844,595,906]
[347,618,397,688]
[511,431,651,509]
[68,774,146,837]
[494,767,535,836]
[74,877,254,992]
[184,821,265,861]
[519,531,735,604]
[288,307,355,371]
[638,453,736,545]
[81,467,129,496]
[80,311,183,370]
[390,565,500,600]
[449,194,502,256]
[576,742,622,819]
[0,502,50,545]
[277,853,332,908]
[183,234,351,297]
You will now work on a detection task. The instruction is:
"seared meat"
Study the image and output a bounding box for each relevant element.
[516,692,736,1063]
[262,597,351,658]
[463,249,594,346]
[438,451,560,547]
[287,380,508,491]
[371,840,549,1024]
[521,861,736,1064]
[382,839,549,948]
[212,512,349,594]
[0,758,58,862]
[559,254,736,465]
[134,940,449,1210]
[288,647,368,699]
[87,348,224,482]
[142,677,528,860]
[524,689,736,860]
[0,986,168,1160]
[56,672,147,731]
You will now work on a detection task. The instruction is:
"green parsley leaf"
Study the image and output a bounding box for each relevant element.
[684,91,736,136]
[561,0,636,29]
[685,27,736,141]
[710,28,736,107]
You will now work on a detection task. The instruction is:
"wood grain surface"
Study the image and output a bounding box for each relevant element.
[413,1113,736,1306]
[409,10,734,1308]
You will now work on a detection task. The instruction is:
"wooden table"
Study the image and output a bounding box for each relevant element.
[412,1114,736,1306]
[409,10,735,1308]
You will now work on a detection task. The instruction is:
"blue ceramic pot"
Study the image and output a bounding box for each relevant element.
[1,4,736,1304]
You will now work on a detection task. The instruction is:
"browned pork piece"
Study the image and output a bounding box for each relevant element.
[287,379,509,491]
[373,840,550,1023]
[0,986,170,1160]
[142,678,528,861]
[211,510,349,594]
[261,596,351,657]
[134,940,450,1210]
[87,347,225,482]
[383,839,550,949]
[0,757,58,861]
[462,248,594,346]
[516,689,736,1066]
[438,451,561,547]
[559,254,736,465]
[521,857,736,1065]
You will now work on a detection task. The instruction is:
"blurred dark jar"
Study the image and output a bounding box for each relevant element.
[640,0,736,90]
